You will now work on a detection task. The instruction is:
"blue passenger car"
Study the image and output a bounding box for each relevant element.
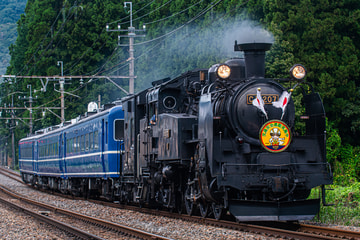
[19,136,38,181]
[19,103,124,195]
[62,105,124,179]
[37,131,62,178]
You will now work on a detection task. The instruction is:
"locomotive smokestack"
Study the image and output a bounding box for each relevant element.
[234,41,272,78]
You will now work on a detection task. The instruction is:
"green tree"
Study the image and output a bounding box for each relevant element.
[263,0,360,145]
[4,0,360,171]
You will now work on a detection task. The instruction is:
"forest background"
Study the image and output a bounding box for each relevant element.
[0,0,27,76]
[1,0,360,223]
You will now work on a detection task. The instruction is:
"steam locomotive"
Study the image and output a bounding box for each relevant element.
[19,41,333,221]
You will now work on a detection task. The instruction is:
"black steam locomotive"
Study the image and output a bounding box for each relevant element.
[121,41,332,221]
[19,40,333,221]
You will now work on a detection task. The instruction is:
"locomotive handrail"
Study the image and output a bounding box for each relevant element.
[201,83,229,96]
[201,85,208,95]
[222,162,331,177]
[222,162,330,167]
[201,83,215,95]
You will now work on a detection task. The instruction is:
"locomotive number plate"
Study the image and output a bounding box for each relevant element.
[247,94,278,104]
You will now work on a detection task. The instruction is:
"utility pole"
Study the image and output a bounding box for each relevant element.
[57,61,65,123]
[26,84,34,134]
[5,142,7,167]
[0,75,130,127]
[106,1,146,94]
[19,86,36,134]
[127,2,135,94]
[11,94,15,169]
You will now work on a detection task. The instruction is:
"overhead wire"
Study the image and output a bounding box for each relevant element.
[66,0,245,81]
[67,0,155,76]
[70,0,157,77]
[100,0,224,77]
[108,0,156,26]
[23,0,198,80]
[20,0,249,119]
[12,1,122,111]
[135,0,223,46]
[144,0,205,26]
[63,57,130,99]
[82,0,175,76]
[119,0,174,25]
[102,0,250,79]
[5,1,202,125]
[15,0,209,80]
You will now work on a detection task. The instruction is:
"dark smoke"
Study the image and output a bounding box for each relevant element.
[222,20,274,55]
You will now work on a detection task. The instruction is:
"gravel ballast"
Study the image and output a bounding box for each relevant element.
[2,173,359,239]
[0,174,277,239]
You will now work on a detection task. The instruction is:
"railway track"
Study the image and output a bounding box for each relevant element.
[87,194,360,240]
[248,221,360,239]
[1,167,359,240]
[0,180,172,240]
[0,167,22,182]
[110,205,360,240]
[0,193,105,239]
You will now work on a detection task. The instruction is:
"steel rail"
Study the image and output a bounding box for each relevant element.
[0,195,105,240]
[1,167,359,240]
[0,185,172,240]
[90,199,353,240]
[297,223,360,240]
[0,167,22,183]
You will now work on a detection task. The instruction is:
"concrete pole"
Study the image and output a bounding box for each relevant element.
[126,2,134,94]
[129,30,135,94]
[27,84,33,134]
[60,79,65,123]
[57,61,65,123]
[11,95,15,169]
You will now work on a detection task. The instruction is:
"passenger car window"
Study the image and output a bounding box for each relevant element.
[81,135,85,152]
[89,132,93,150]
[85,133,89,151]
[114,120,124,140]
[94,131,99,149]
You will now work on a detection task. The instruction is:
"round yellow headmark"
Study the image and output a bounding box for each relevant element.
[259,120,291,152]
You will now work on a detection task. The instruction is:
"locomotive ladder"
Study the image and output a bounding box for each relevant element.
[136,184,143,200]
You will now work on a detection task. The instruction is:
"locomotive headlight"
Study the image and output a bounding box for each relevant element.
[290,64,307,80]
[216,64,231,79]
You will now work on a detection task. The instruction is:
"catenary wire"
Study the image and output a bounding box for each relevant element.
[144,0,205,26]
[102,0,250,78]
[107,0,156,26]
[85,0,223,76]
[20,0,250,119]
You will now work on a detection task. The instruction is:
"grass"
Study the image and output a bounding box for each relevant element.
[310,183,360,226]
